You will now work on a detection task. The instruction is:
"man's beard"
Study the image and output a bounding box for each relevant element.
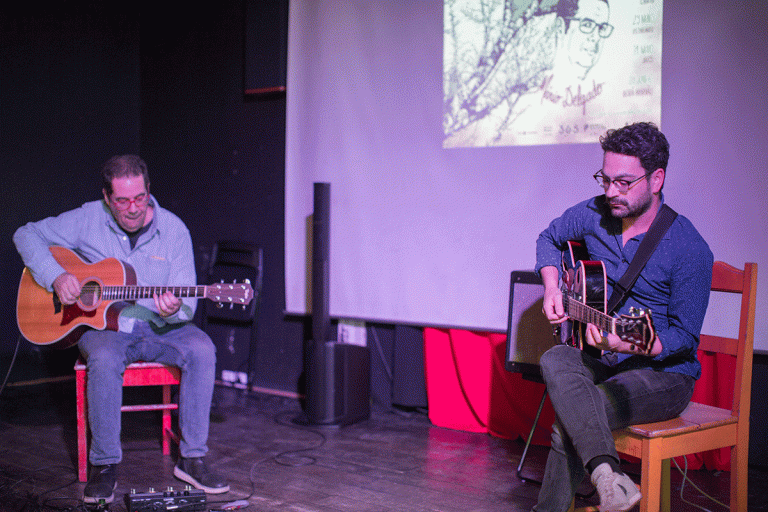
[608,196,652,219]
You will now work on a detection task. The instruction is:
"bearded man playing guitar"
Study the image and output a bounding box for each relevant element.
[14,155,230,503]
[533,123,713,512]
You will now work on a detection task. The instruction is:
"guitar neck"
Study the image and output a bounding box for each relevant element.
[564,295,613,333]
[101,285,208,301]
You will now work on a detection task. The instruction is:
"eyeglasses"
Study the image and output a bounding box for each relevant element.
[568,17,614,38]
[593,171,650,194]
[111,193,149,210]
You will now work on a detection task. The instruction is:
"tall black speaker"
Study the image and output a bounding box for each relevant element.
[303,183,370,426]
[312,183,332,347]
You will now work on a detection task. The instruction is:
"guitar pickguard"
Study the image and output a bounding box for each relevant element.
[60,303,97,326]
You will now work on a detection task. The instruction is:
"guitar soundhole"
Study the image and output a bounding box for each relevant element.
[79,280,103,309]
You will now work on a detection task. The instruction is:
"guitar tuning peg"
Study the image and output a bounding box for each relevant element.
[245,278,251,284]
[216,303,223,309]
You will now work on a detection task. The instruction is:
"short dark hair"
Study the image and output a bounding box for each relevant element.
[599,122,669,174]
[101,155,150,196]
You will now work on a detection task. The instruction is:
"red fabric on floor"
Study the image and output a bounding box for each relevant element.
[424,328,555,445]
[423,327,733,471]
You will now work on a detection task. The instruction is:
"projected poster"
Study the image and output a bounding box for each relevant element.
[443,0,662,147]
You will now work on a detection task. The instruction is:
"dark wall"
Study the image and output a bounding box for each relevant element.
[1,1,306,394]
[1,4,142,378]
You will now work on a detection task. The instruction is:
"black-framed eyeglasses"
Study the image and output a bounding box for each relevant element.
[111,193,149,211]
[568,17,614,38]
[593,170,650,194]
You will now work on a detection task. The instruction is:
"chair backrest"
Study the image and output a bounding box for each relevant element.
[698,262,757,419]
[202,241,263,323]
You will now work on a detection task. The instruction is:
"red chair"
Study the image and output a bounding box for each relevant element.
[75,358,181,482]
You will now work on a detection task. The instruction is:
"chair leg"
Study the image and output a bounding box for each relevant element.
[162,384,171,455]
[76,368,88,482]
[733,437,748,511]
[639,440,663,512]
[661,458,670,512]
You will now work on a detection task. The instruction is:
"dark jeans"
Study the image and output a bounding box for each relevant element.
[532,345,695,512]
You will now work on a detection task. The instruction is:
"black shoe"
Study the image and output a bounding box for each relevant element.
[173,457,230,494]
[83,464,117,504]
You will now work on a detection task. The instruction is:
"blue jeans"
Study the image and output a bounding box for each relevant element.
[78,322,216,466]
[532,345,695,512]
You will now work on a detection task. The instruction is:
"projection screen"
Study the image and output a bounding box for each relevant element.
[285,0,768,351]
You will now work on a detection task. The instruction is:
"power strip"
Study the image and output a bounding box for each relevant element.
[125,488,206,512]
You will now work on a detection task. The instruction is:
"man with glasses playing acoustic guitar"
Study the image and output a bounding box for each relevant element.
[14,155,230,504]
[533,123,713,512]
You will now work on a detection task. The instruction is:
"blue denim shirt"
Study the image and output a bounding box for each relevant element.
[14,196,197,332]
[535,195,713,379]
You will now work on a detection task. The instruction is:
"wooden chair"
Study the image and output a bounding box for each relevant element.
[572,261,757,512]
[75,358,181,482]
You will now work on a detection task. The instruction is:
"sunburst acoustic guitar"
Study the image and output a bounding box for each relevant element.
[17,246,253,349]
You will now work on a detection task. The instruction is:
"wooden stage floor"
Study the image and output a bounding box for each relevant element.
[1,380,766,511]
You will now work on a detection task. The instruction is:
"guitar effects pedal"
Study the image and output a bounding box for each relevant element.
[125,487,206,512]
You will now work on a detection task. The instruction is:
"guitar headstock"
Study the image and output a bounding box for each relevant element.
[615,307,655,354]
[206,280,254,306]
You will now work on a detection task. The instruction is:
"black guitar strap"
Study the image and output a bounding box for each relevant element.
[606,204,678,314]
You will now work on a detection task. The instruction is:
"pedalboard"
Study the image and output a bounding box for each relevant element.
[125,487,206,512]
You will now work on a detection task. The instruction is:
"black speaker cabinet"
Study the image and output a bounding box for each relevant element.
[300,182,370,426]
[304,341,371,427]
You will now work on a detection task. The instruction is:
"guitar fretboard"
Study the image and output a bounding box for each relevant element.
[89,285,208,301]
[564,295,613,332]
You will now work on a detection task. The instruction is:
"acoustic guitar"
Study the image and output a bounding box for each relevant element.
[17,246,253,349]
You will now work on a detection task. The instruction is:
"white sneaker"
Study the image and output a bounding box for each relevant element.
[590,462,641,512]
